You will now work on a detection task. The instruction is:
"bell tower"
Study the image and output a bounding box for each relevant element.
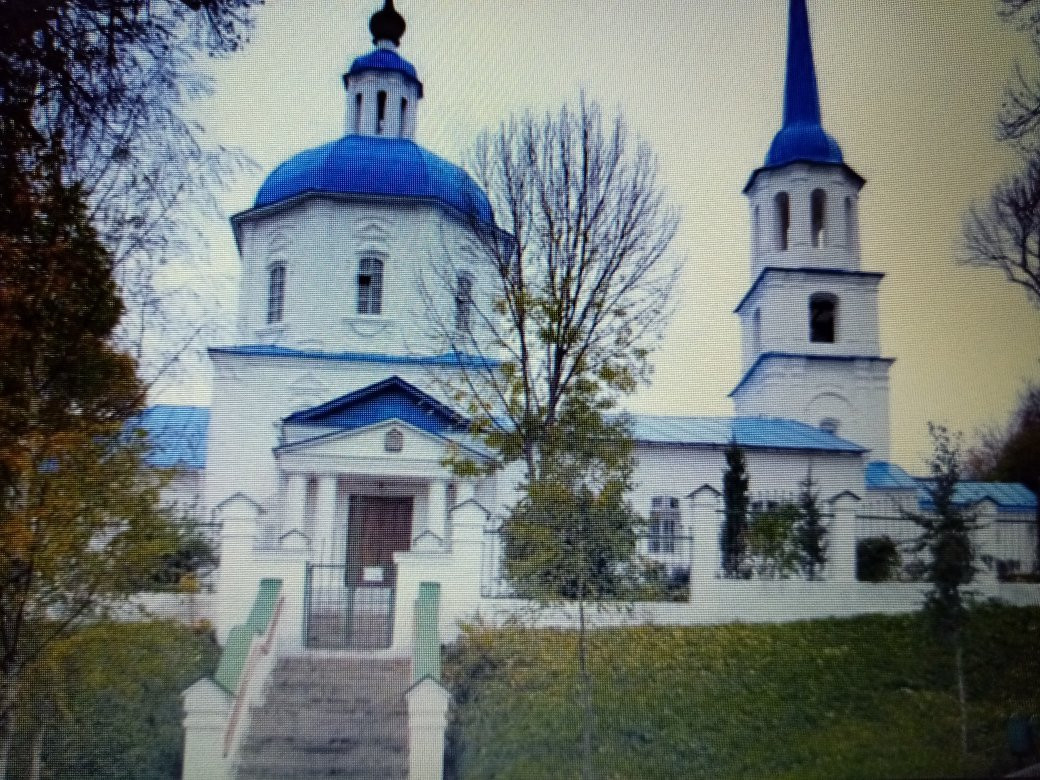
[731,0,894,462]
[342,0,424,139]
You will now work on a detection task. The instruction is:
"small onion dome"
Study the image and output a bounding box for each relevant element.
[254,135,494,224]
[369,0,406,46]
[765,122,844,168]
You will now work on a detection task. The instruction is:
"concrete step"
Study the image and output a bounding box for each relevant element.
[234,654,411,780]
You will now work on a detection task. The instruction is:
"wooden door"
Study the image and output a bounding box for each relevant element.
[346,496,413,586]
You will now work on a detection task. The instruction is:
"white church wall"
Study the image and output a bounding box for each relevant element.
[234,198,492,358]
[733,357,891,461]
[629,444,864,518]
[737,272,882,371]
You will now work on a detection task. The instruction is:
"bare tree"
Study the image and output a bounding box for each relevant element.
[961,156,1040,307]
[424,94,682,479]
[961,0,1040,306]
[998,0,1040,147]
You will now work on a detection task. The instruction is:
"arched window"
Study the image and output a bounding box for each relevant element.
[376,90,387,133]
[266,264,286,324]
[357,258,383,315]
[355,93,363,133]
[752,205,761,252]
[809,293,837,343]
[752,308,762,353]
[811,188,827,247]
[775,192,790,251]
[455,272,473,331]
[819,417,840,435]
[400,97,408,131]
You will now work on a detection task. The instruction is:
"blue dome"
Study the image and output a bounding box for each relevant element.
[347,48,422,94]
[765,121,844,168]
[255,135,494,224]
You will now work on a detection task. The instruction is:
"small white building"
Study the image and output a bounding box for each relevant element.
[147,0,1037,648]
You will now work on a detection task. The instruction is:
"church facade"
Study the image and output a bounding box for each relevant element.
[148,0,1037,644]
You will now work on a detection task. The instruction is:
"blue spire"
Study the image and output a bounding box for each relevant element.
[782,0,822,126]
[763,0,843,168]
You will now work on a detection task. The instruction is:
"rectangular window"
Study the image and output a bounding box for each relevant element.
[649,496,680,554]
[357,258,384,315]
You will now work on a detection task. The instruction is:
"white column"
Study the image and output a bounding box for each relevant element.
[285,473,308,537]
[427,480,448,542]
[828,492,859,583]
[689,488,722,590]
[314,475,338,563]
[406,679,450,780]
[181,679,231,780]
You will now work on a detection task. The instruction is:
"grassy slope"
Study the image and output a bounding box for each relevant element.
[445,605,1040,779]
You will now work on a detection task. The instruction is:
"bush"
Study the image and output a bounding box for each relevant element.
[856,536,901,581]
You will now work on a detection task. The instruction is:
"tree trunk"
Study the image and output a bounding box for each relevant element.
[0,676,23,780]
[956,642,968,760]
[28,725,44,780]
[577,596,595,780]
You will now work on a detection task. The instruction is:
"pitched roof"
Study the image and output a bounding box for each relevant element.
[283,375,466,436]
[866,460,1037,514]
[628,414,867,453]
[133,405,209,469]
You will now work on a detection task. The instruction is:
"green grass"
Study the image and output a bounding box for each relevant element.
[444,604,1040,779]
[12,620,219,780]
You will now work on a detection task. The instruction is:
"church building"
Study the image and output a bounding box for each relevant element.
[147,0,1038,646]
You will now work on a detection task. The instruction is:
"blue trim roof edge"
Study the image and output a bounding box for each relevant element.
[209,345,497,370]
[729,352,895,398]
[734,266,885,314]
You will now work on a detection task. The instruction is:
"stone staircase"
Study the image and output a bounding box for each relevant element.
[234,653,410,779]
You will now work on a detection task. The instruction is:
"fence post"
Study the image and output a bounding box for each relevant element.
[688,485,722,592]
[181,679,232,780]
[828,491,860,583]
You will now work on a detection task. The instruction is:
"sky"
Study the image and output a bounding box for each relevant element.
[170,0,1040,470]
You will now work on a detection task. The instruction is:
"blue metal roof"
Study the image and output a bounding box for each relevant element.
[864,460,919,490]
[346,48,422,94]
[133,405,209,469]
[734,267,885,314]
[283,376,466,436]
[917,480,1038,514]
[253,135,493,223]
[209,345,496,370]
[730,352,895,397]
[867,460,1037,513]
[628,414,866,453]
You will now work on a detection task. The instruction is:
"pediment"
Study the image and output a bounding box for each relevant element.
[283,376,467,438]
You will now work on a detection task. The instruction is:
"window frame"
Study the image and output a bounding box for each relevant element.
[357,257,384,315]
[266,263,286,324]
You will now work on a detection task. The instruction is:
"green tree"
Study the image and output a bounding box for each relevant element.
[905,424,979,759]
[794,469,828,581]
[746,503,800,580]
[0,141,175,778]
[0,0,262,385]
[721,440,750,578]
[501,399,643,780]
